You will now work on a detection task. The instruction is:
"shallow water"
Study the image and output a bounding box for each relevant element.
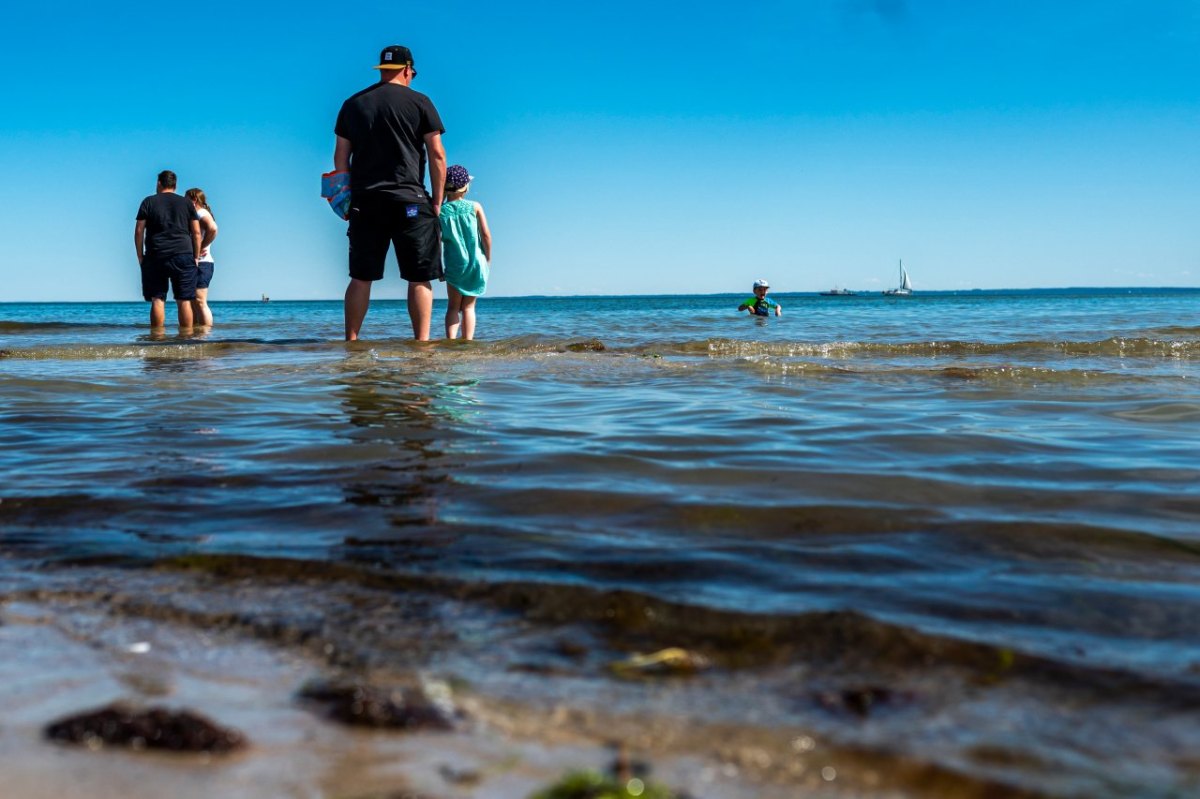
[3,290,1200,796]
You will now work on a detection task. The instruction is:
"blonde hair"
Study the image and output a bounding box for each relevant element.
[184,188,213,219]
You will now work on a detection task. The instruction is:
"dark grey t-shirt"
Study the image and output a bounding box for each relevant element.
[335,83,445,202]
[136,192,198,258]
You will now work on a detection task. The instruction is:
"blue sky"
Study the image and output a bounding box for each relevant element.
[1,0,1197,300]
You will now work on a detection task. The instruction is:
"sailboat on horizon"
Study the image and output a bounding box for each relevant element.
[882,260,913,296]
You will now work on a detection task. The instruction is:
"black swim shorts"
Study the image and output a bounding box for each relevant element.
[347,194,444,283]
[141,253,198,301]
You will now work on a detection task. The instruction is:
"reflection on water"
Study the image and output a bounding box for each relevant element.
[139,351,220,375]
[136,327,213,344]
[336,360,465,543]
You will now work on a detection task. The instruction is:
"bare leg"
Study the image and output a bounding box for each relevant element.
[149,298,166,329]
[192,287,213,327]
[460,295,478,341]
[176,299,194,330]
[445,286,463,339]
[345,278,372,341]
[407,281,433,341]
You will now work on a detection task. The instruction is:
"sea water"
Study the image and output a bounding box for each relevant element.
[2,290,1199,796]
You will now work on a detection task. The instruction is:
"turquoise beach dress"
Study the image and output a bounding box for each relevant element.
[440,199,489,296]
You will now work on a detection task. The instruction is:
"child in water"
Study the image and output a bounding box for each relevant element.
[738,279,782,317]
[440,165,493,340]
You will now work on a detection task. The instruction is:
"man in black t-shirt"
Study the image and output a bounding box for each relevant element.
[334,45,447,341]
[135,170,202,329]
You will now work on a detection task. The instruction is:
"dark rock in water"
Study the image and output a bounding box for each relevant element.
[44,703,245,752]
[508,661,571,676]
[564,340,606,352]
[815,685,914,718]
[438,763,482,785]
[298,679,457,730]
[608,741,652,781]
[553,639,588,659]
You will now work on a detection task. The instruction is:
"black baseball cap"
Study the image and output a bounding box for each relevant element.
[373,45,415,71]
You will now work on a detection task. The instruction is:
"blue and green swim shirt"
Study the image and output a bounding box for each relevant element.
[741,296,780,316]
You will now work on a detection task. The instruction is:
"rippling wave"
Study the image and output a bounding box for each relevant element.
[672,335,1200,359]
[0,320,131,332]
[5,332,1200,362]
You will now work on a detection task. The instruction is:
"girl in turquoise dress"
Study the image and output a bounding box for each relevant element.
[440,165,493,340]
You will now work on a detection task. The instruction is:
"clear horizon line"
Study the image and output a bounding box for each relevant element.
[3,285,1200,304]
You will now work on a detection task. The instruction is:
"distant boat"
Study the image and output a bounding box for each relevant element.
[261,293,270,302]
[819,286,857,296]
[882,260,913,296]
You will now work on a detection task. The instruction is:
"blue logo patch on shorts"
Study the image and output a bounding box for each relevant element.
[405,204,419,218]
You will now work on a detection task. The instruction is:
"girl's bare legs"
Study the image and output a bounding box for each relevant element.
[445,286,463,339]
[192,287,213,327]
[460,295,478,340]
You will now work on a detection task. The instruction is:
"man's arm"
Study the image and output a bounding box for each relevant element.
[134,220,146,265]
[334,135,352,172]
[425,131,446,214]
[191,220,202,261]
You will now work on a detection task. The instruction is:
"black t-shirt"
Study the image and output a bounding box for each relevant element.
[136,192,198,258]
[335,83,445,201]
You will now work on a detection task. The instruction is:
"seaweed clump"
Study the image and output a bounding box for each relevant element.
[815,685,915,718]
[609,647,710,679]
[528,770,680,799]
[564,339,606,352]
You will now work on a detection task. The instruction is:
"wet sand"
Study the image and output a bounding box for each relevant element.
[0,563,886,799]
[5,556,1175,798]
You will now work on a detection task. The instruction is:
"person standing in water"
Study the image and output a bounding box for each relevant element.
[440,165,492,340]
[334,45,447,341]
[185,188,219,327]
[135,170,201,330]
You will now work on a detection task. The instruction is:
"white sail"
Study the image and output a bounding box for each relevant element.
[883,259,913,296]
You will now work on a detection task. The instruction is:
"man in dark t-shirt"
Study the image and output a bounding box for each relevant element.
[334,45,447,341]
[135,169,201,329]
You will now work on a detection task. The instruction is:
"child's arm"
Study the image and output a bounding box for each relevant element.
[475,202,492,261]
